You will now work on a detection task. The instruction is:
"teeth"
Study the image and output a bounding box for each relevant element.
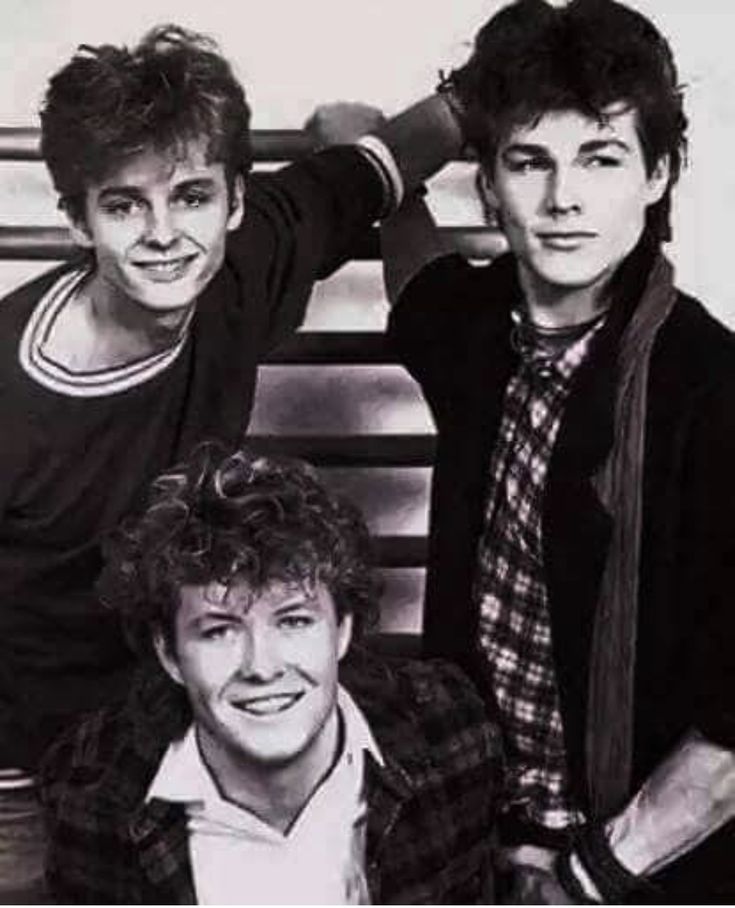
[141,261,184,271]
[234,694,301,716]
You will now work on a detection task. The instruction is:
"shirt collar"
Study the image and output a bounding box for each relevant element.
[146,683,383,807]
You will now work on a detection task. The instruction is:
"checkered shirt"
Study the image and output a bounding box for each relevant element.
[475,313,603,831]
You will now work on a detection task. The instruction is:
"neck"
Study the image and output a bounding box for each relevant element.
[79,271,193,365]
[517,262,612,329]
[197,709,342,834]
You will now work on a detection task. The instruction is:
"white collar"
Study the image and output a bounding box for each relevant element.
[146,685,383,808]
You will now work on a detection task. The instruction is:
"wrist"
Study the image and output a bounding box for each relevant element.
[569,822,656,903]
[605,804,654,875]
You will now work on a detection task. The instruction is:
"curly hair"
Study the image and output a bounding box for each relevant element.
[98,444,381,652]
[449,0,688,242]
[40,24,252,224]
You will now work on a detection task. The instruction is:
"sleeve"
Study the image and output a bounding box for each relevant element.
[684,375,735,746]
[225,146,386,353]
[386,253,482,421]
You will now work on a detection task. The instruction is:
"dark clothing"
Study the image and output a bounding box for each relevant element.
[387,249,735,901]
[0,149,382,769]
[39,649,503,904]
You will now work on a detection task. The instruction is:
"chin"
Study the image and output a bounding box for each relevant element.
[533,260,616,291]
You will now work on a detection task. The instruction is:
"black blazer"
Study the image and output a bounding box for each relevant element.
[388,246,735,901]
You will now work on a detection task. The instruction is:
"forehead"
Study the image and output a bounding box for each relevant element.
[500,106,643,156]
[92,135,224,192]
[178,578,336,620]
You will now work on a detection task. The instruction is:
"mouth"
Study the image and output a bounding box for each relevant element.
[132,254,198,281]
[230,692,305,717]
[536,232,597,251]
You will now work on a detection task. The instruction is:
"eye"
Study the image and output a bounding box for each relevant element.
[583,155,623,169]
[175,188,214,209]
[505,156,552,174]
[200,623,238,642]
[100,198,142,218]
[277,613,316,631]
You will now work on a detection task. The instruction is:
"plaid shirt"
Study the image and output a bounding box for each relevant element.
[40,648,503,904]
[475,314,603,832]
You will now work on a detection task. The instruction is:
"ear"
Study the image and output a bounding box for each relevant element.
[65,212,95,249]
[153,629,185,687]
[336,612,353,662]
[226,174,245,232]
[645,155,671,206]
[476,165,504,230]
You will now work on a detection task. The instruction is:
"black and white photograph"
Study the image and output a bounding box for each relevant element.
[0,0,734,903]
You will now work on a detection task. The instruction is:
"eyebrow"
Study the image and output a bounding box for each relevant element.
[502,138,632,158]
[186,608,239,631]
[273,598,320,616]
[97,177,218,201]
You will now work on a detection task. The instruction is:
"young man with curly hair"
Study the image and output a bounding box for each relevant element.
[0,25,464,899]
[365,0,735,901]
[39,444,502,904]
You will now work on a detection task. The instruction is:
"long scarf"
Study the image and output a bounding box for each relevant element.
[586,254,677,819]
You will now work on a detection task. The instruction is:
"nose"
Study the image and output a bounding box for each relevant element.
[239,625,284,683]
[545,166,582,216]
[143,202,178,249]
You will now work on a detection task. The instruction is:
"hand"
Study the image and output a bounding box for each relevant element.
[304,102,386,147]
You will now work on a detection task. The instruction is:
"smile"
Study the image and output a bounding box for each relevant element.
[231,692,304,716]
[132,255,198,280]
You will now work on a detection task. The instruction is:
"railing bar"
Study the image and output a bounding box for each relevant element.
[265,332,390,364]
[0,127,318,162]
[372,535,427,567]
[0,225,502,262]
[248,435,436,467]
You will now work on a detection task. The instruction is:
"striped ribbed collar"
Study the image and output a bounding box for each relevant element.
[19,266,188,398]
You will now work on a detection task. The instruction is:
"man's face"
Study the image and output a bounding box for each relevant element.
[156,578,352,782]
[73,136,243,315]
[486,107,669,298]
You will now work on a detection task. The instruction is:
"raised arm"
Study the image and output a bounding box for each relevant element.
[306,93,465,306]
[380,193,449,306]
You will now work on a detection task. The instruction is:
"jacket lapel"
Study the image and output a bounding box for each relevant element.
[129,798,196,904]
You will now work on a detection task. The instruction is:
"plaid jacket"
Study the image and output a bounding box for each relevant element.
[40,647,503,904]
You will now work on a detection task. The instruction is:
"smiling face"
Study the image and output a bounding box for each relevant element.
[71,136,244,316]
[485,106,669,312]
[156,578,352,788]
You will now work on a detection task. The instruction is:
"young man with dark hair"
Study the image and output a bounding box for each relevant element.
[40,444,502,904]
[358,0,734,901]
[0,24,464,899]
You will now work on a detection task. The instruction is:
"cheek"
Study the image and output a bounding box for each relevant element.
[184,206,230,245]
[93,225,143,260]
[283,632,338,684]
[178,646,236,699]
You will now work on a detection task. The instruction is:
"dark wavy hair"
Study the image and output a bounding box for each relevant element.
[449,0,688,242]
[40,24,252,224]
[98,444,381,652]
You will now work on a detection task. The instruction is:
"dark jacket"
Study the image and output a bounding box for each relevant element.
[387,246,735,902]
[40,648,503,904]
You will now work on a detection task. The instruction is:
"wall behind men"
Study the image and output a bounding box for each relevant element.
[0,2,733,633]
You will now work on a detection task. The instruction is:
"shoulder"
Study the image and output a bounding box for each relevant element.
[343,648,503,769]
[39,703,140,812]
[655,290,735,389]
[388,252,516,355]
[40,666,180,815]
